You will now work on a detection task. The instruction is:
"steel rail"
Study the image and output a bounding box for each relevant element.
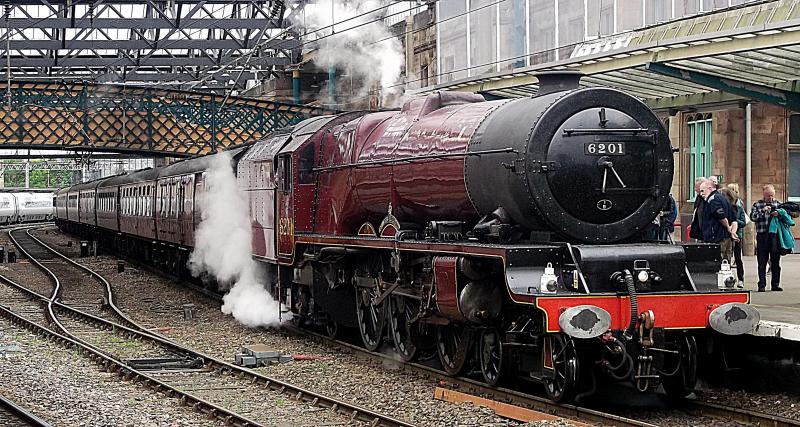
[289,326,800,427]
[5,225,416,427]
[35,224,800,426]
[289,326,656,427]
[0,393,53,427]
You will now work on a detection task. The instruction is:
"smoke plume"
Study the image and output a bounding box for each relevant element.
[188,151,286,327]
[293,0,404,104]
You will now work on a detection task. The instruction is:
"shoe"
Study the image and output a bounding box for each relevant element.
[772,286,783,291]
[757,287,766,292]
[736,281,745,289]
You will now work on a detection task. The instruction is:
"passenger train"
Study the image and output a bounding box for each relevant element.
[0,191,54,223]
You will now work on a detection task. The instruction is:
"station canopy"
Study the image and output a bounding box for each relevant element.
[422,0,800,112]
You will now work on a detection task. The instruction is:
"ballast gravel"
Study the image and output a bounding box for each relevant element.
[0,316,222,427]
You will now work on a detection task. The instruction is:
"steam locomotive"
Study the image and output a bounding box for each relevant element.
[54,72,759,402]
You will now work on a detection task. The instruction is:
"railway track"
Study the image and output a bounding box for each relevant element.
[27,225,800,427]
[1,225,415,427]
[289,324,800,427]
[0,393,52,427]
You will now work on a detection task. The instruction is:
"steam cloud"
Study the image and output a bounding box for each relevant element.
[188,151,286,327]
[294,0,404,104]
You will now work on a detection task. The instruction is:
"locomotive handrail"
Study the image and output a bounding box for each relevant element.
[562,128,650,135]
[311,147,517,172]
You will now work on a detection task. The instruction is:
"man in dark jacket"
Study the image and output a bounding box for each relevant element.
[700,179,738,262]
[689,177,706,241]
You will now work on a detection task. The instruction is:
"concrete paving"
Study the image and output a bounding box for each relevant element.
[737,254,800,341]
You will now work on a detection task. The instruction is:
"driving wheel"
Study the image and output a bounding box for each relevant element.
[355,279,386,351]
[436,323,472,376]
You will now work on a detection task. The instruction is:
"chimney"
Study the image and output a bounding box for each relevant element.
[535,71,583,96]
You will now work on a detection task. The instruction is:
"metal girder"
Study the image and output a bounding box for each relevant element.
[8,56,291,67]
[645,61,800,111]
[5,18,285,30]
[0,0,296,89]
[5,39,300,50]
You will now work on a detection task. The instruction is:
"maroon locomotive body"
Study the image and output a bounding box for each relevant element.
[55,73,759,402]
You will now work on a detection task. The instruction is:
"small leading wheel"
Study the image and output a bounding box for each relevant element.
[662,335,698,399]
[478,328,504,386]
[543,334,578,402]
[436,323,472,376]
[355,280,386,351]
[388,295,419,362]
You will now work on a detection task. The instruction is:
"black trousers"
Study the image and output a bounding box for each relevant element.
[756,232,781,289]
[733,240,744,281]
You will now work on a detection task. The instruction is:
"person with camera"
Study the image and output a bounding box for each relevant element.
[750,184,782,292]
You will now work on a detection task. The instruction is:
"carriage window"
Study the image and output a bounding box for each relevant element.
[298,144,315,184]
[279,155,292,193]
[177,184,184,217]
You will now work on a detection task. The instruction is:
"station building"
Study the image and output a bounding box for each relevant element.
[414,0,800,249]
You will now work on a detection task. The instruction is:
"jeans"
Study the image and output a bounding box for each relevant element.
[733,240,744,282]
[756,233,781,289]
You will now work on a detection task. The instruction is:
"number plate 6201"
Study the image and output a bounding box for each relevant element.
[585,142,625,155]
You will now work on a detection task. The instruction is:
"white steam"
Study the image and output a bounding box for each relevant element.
[188,151,286,327]
[294,0,404,104]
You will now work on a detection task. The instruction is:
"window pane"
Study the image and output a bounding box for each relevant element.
[438,1,468,83]
[645,0,671,25]
[675,0,700,17]
[790,115,800,145]
[587,0,614,38]
[469,0,497,75]
[558,0,584,59]
[529,0,556,65]
[498,0,526,71]
[703,0,728,11]
[789,152,800,200]
[705,120,713,175]
[617,0,644,32]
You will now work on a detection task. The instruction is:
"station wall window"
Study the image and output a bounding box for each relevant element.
[617,0,644,32]
[587,0,614,37]
[558,0,584,59]
[645,0,672,25]
[498,0,526,71]
[437,1,468,83]
[788,114,800,202]
[675,0,700,17]
[687,114,713,200]
[469,0,497,75]
[528,0,556,65]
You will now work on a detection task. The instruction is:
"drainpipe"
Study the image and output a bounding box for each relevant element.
[746,103,752,209]
[328,66,336,108]
[292,70,301,105]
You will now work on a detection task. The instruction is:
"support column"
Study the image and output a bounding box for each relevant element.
[744,103,755,256]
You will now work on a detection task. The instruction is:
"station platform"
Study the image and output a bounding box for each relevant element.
[740,255,800,342]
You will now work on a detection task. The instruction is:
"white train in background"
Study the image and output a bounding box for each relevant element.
[0,192,54,223]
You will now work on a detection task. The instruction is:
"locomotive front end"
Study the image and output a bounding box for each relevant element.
[466,71,674,244]
[459,72,760,401]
